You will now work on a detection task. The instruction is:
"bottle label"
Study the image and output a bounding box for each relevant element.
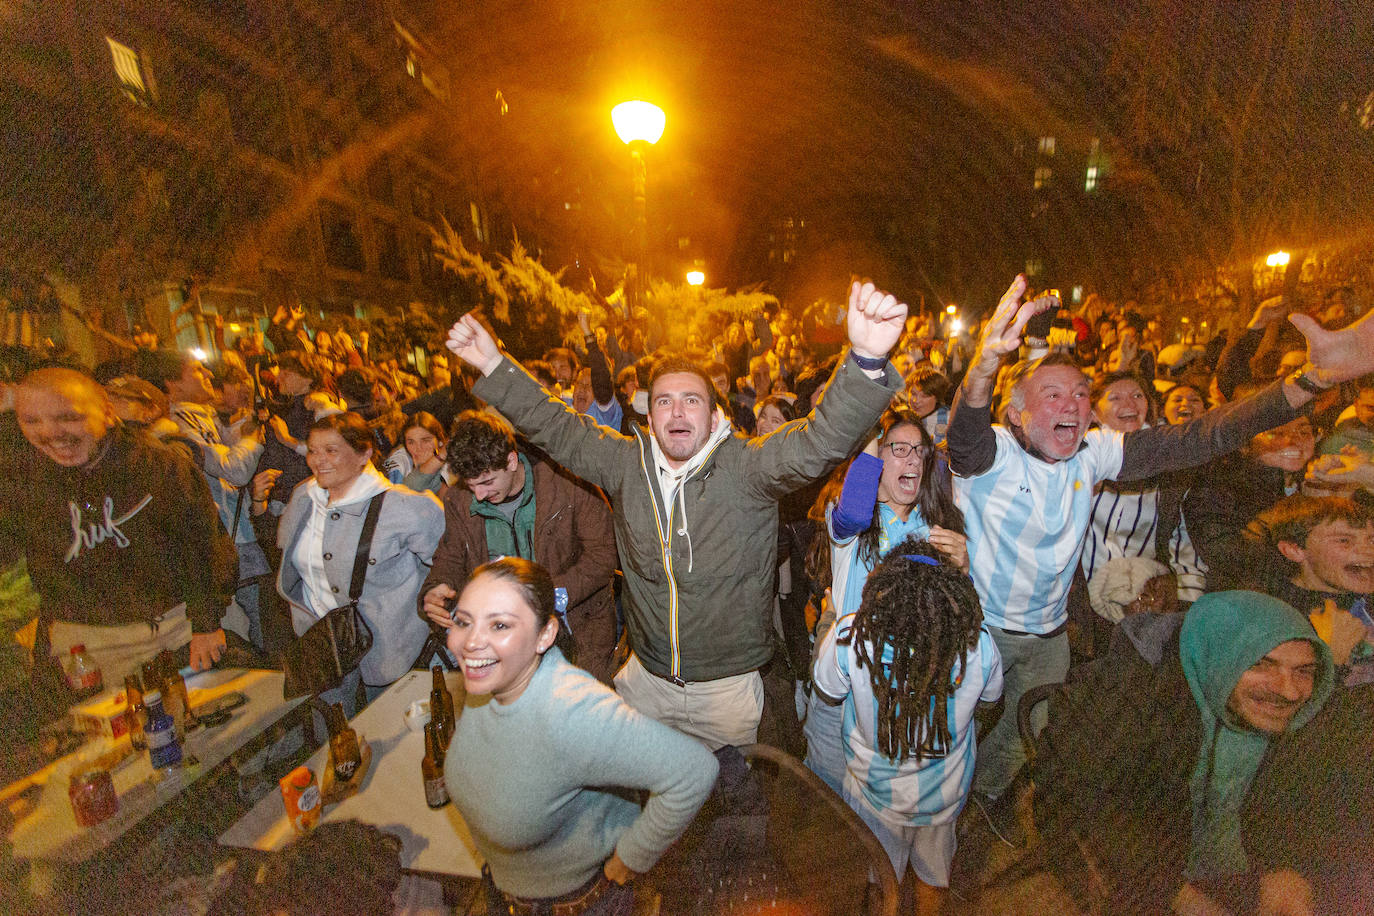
[148,731,182,769]
[297,784,320,812]
[334,759,358,781]
[424,776,449,807]
[148,727,174,750]
[68,670,102,690]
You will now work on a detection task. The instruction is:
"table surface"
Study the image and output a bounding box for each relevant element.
[4,667,305,864]
[218,668,483,879]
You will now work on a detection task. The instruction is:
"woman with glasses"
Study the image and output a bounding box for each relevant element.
[803,408,968,791]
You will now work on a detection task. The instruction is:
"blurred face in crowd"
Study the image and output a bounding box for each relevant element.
[463,452,524,504]
[1279,518,1374,594]
[221,378,252,411]
[1227,639,1318,735]
[1355,388,1374,428]
[876,421,928,519]
[1094,378,1150,433]
[1250,416,1315,473]
[277,367,312,396]
[906,386,939,420]
[572,368,594,413]
[648,371,718,468]
[549,355,575,387]
[404,425,444,470]
[314,331,333,354]
[1010,364,1092,461]
[447,571,557,705]
[15,371,116,468]
[756,403,788,437]
[1163,385,1205,425]
[306,428,373,495]
[166,359,215,405]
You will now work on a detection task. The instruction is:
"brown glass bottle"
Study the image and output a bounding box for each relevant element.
[326,702,361,782]
[158,649,190,741]
[421,720,449,808]
[430,665,454,747]
[124,675,148,751]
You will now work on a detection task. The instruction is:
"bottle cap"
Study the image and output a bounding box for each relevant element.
[287,765,314,788]
[71,644,86,654]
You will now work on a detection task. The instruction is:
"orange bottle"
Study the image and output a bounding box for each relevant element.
[280,765,321,833]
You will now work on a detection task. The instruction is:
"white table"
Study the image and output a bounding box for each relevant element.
[3,667,305,864]
[218,668,483,879]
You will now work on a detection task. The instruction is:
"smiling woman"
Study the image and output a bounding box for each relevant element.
[443,558,718,916]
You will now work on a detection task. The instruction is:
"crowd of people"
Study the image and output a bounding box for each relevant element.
[2,273,1373,915]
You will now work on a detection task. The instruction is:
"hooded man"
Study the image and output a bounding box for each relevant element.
[1035,593,1339,915]
[442,281,907,748]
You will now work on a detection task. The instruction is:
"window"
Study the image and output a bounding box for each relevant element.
[1025,258,1043,277]
[320,202,365,272]
[1071,286,1084,303]
[106,36,152,106]
[1038,136,1055,156]
[469,201,487,244]
[1033,166,1052,189]
[374,221,406,280]
[1085,165,1099,192]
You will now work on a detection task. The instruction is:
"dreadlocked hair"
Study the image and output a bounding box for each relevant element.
[839,535,984,761]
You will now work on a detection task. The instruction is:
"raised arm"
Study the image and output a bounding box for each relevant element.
[446,313,629,489]
[578,310,617,408]
[948,275,1057,475]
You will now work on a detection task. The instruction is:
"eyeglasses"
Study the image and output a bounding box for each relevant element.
[882,442,929,460]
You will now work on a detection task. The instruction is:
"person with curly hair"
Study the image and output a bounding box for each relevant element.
[813,536,1002,914]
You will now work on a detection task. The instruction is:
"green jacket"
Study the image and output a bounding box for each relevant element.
[474,353,899,681]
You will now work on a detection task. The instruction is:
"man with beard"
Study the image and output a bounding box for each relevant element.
[949,274,1374,819]
[7,368,234,680]
[443,282,907,749]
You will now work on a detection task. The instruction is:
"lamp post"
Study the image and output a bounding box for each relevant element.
[685,270,705,287]
[612,100,665,313]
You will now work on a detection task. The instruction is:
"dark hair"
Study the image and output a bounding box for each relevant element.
[840,536,984,760]
[648,354,718,411]
[447,410,516,480]
[544,347,580,372]
[276,352,318,385]
[402,410,446,444]
[130,349,192,395]
[308,411,374,460]
[525,359,557,389]
[904,365,952,406]
[1251,494,1374,554]
[1091,370,1156,425]
[336,368,373,405]
[755,394,796,425]
[469,557,576,660]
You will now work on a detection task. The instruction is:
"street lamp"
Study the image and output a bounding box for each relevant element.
[1266,251,1290,267]
[612,100,665,312]
[685,270,705,287]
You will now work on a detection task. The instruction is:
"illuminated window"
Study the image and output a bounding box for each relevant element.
[1085,165,1098,192]
[106,36,151,106]
[1038,136,1055,156]
[1025,258,1043,277]
[1033,166,1052,189]
[1071,286,1083,303]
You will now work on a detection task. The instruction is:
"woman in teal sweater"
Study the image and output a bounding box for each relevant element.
[443,558,718,914]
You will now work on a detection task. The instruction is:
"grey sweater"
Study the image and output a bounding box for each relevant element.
[444,648,719,897]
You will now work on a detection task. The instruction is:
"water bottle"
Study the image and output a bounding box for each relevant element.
[143,690,183,770]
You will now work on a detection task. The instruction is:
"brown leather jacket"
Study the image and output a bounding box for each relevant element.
[421,456,619,682]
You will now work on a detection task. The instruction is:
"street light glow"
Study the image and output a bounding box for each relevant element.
[686,270,705,286]
[190,347,208,361]
[945,304,957,315]
[950,319,964,334]
[1266,250,1290,267]
[612,101,666,145]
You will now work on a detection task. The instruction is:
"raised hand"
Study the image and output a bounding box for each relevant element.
[1289,307,1374,386]
[1248,295,1289,331]
[928,525,969,571]
[846,281,909,361]
[973,276,1059,374]
[445,313,503,377]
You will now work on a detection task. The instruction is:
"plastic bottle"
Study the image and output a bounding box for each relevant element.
[143,689,182,770]
[66,645,103,700]
[280,765,320,833]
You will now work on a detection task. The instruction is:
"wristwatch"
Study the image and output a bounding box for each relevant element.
[1288,364,1334,395]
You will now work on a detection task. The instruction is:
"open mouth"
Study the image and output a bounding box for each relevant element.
[1174,408,1196,420]
[463,658,497,680]
[1051,420,1081,447]
[1345,563,1374,583]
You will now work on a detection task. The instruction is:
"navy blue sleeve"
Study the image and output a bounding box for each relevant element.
[832,452,883,539]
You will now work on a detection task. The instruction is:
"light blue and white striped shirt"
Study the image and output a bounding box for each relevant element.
[814,622,1003,827]
[953,424,1124,633]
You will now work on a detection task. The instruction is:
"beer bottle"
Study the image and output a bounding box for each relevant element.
[421,720,448,808]
[124,675,148,751]
[430,665,454,747]
[158,650,190,742]
[325,702,361,782]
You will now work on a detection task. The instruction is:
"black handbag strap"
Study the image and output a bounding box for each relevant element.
[349,491,387,601]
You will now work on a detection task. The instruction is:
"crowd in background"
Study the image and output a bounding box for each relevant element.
[2,273,1373,915]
